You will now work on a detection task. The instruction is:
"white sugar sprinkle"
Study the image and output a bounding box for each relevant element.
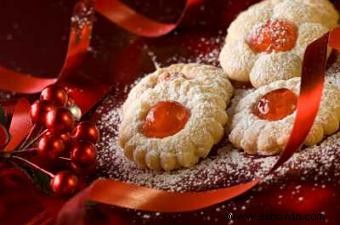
[95,53,340,193]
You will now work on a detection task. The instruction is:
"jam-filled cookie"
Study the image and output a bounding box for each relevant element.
[228,77,340,155]
[219,0,338,88]
[119,64,233,170]
[122,63,233,116]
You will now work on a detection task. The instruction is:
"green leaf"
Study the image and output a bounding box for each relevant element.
[0,106,6,126]
[13,161,52,194]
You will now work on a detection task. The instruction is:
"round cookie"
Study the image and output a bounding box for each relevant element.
[219,0,338,88]
[119,64,234,170]
[122,63,233,115]
[228,77,340,155]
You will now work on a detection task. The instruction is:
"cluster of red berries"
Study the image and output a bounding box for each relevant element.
[29,85,99,195]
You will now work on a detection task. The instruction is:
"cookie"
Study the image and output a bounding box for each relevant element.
[228,77,340,155]
[122,63,233,116]
[219,0,338,88]
[119,64,234,170]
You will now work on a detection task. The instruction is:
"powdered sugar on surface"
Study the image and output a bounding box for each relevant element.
[95,52,340,192]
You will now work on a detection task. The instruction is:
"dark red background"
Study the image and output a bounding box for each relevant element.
[0,0,340,224]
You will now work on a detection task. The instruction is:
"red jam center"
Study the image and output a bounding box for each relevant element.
[252,88,297,121]
[142,101,190,138]
[247,19,298,53]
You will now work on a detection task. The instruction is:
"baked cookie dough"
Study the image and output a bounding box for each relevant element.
[228,77,340,155]
[119,64,234,170]
[219,0,338,88]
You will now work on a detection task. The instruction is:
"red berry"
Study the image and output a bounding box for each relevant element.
[46,131,71,147]
[37,133,66,159]
[30,100,55,124]
[45,108,74,133]
[60,133,72,148]
[0,124,10,149]
[50,171,78,195]
[72,122,100,143]
[70,162,96,175]
[70,141,97,168]
[40,85,68,106]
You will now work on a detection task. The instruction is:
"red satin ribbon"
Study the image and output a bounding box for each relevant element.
[0,0,338,223]
[270,32,329,173]
[0,0,95,114]
[3,99,32,153]
[95,0,200,37]
[89,178,258,212]
[0,67,56,94]
[0,0,93,94]
[0,0,197,112]
[57,28,340,225]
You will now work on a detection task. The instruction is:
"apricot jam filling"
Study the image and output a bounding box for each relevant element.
[252,88,297,121]
[142,101,190,138]
[247,19,298,53]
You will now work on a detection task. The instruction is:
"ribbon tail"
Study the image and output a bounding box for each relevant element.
[270,27,339,172]
[95,0,198,37]
[56,0,110,113]
[57,178,258,225]
[58,0,94,81]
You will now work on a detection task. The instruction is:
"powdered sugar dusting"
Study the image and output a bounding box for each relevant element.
[95,53,340,192]
[326,54,340,88]
[147,34,225,68]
